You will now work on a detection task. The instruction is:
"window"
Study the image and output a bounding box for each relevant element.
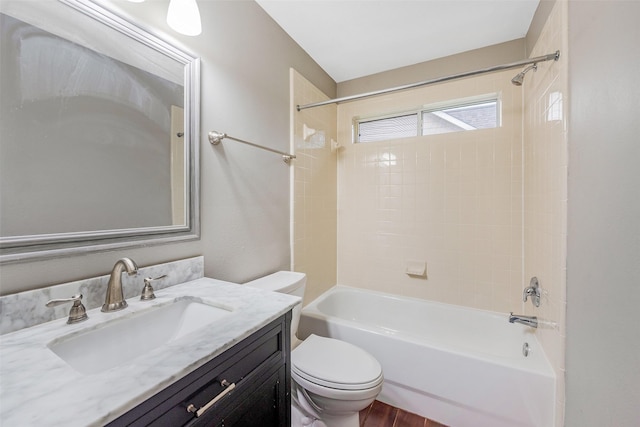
[357,113,418,143]
[355,96,499,143]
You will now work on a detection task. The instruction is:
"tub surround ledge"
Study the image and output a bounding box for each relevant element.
[0,273,300,427]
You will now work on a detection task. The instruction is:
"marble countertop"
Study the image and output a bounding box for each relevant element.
[0,277,300,427]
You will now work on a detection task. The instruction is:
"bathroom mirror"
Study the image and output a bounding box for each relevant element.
[0,0,200,263]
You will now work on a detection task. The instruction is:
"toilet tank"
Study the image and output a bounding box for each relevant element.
[244,271,306,345]
[244,271,306,298]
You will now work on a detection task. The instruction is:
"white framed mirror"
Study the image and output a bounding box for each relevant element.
[0,0,200,263]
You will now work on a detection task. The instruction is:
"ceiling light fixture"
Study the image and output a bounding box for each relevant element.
[167,0,202,36]
[127,0,202,36]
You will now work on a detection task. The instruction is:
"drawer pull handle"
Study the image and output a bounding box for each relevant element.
[186,379,236,417]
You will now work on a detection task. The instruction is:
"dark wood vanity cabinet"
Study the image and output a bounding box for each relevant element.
[107,313,291,427]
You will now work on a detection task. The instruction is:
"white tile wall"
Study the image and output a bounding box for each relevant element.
[290,69,338,306]
[336,71,524,314]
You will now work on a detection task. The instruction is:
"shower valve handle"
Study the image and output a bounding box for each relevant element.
[523,277,541,307]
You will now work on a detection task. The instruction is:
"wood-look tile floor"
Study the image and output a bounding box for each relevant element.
[359,400,449,427]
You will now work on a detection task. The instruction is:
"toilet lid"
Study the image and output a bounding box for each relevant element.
[291,334,383,390]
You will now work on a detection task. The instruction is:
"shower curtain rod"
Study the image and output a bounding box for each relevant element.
[297,50,560,111]
[208,131,296,164]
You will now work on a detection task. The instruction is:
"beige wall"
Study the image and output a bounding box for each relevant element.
[565,1,640,426]
[525,0,557,56]
[338,39,525,98]
[523,1,568,425]
[336,70,523,313]
[290,69,337,306]
[0,0,335,295]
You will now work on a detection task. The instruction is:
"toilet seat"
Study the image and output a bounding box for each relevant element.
[292,334,383,392]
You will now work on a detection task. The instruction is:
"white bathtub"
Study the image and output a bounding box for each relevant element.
[298,286,555,427]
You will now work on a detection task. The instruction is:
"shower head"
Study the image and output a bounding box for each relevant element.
[511,64,538,86]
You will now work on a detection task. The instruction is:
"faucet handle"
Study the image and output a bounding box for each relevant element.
[141,275,167,300]
[523,277,541,307]
[46,294,88,324]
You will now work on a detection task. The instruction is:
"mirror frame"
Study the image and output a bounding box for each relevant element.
[0,0,200,264]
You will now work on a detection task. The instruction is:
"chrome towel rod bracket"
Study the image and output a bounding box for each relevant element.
[208,131,296,164]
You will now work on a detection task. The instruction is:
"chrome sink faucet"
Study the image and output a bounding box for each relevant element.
[509,312,538,328]
[102,257,138,312]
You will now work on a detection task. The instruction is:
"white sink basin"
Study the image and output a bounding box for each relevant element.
[48,299,232,375]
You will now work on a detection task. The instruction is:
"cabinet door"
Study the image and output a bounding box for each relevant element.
[192,365,288,427]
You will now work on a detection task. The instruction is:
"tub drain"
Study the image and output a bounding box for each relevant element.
[522,342,530,357]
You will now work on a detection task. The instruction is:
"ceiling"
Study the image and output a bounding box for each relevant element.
[256,0,540,83]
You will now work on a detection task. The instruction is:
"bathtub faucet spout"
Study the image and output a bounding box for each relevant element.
[509,312,538,328]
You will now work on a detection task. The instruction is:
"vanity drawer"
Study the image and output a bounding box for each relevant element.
[190,364,288,427]
[158,329,282,425]
[108,313,291,427]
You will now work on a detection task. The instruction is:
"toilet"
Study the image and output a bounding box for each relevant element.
[244,272,383,427]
